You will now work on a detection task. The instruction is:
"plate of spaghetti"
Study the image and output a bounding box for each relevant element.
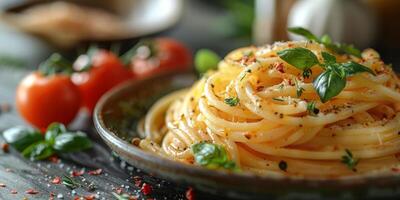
[94,29,400,199]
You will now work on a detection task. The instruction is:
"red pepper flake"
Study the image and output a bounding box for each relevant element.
[10,189,17,194]
[87,168,102,176]
[49,192,55,200]
[1,143,9,153]
[73,196,81,200]
[48,155,60,164]
[71,169,85,177]
[274,62,285,73]
[51,176,61,184]
[84,194,96,200]
[391,168,400,172]
[115,187,123,194]
[186,187,194,200]
[133,176,142,187]
[141,183,152,195]
[25,188,39,195]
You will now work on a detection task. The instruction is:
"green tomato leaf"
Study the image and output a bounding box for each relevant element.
[22,141,54,160]
[38,53,73,76]
[45,123,67,145]
[53,132,92,153]
[191,141,237,170]
[195,49,221,74]
[288,27,320,42]
[2,126,43,152]
[321,52,336,65]
[340,61,375,76]
[313,69,346,103]
[277,48,319,70]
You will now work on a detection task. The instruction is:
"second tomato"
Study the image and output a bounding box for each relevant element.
[72,50,133,113]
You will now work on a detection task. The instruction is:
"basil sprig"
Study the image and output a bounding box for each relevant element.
[288,27,362,58]
[2,123,92,160]
[191,141,238,171]
[278,48,374,102]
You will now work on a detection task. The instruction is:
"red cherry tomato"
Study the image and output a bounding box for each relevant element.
[130,38,192,77]
[16,72,81,130]
[72,50,133,113]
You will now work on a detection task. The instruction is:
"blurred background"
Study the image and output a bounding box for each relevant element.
[0,0,399,70]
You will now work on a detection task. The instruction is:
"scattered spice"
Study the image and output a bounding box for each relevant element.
[1,143,9,153]
[391,168,400,173]
[87,169,102,176]
[10,189,17,194]
[48,155,60,164]
[25,188,39,195]
[115,187,123,194]
[133,176,142,187]
[141,183,152,195]
[279,160,288,172]
[186,187,194,200]
[71,170,85,177]
[51,176,61,184]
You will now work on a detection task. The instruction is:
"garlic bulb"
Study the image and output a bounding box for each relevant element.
[287,0,376,48]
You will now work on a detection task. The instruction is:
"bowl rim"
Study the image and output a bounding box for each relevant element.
[93,72,400,191]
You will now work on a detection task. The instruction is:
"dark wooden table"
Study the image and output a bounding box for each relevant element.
[0,66,224,200]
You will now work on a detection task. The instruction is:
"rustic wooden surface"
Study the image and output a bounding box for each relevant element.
[0,66,221,200]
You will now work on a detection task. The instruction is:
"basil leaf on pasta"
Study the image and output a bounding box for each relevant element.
[313,69,346,103]
[191,142,237,170]
[277,48,319,70]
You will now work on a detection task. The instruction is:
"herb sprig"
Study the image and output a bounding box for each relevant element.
[2,123,92,161]
[341,149,359,172]
[278,48,374,102]
[288,27,362,58]
[224,97,240,106]
[191,141,238,171]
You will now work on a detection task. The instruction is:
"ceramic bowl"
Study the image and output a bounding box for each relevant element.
[94,72,400,200]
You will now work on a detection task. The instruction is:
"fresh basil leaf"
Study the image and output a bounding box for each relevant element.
[22,141,54,160]
[321,52,336,65]
[277,48,319,70]
[53,132,92,152]
[339,44,362,58]
[195,49,221,74]
[45,123,67,145]
[340,61,375,76]
[313,69,346,103]
[288,27,320,42]
[2,126,43,152]
[191,141,237,170]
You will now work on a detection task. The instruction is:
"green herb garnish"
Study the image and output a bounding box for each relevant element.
[295,79,305,97]
[278,48,374,102]
[191,141,238,170]
[341,149,359,172]
[62,175,81,189]
[272,97,284,102]
[306,101,319,116]
[288,27,362,58]
[195,49,221,75]
[224,97,240,106]
[2,123,92,161]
